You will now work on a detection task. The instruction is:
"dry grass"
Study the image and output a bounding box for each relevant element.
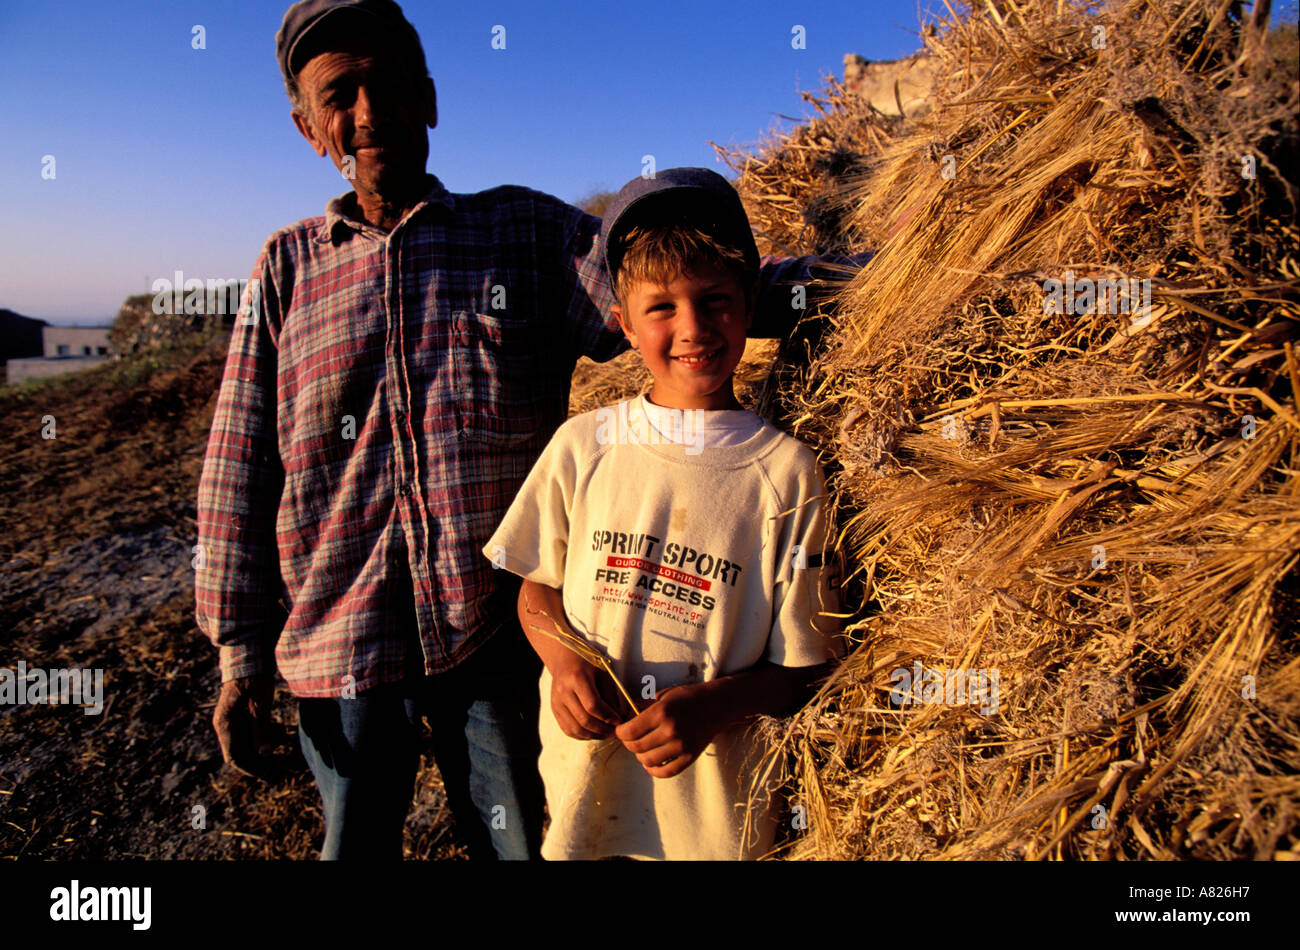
[720,0,1299,860]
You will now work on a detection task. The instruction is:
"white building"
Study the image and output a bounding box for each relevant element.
[5,324,113,385]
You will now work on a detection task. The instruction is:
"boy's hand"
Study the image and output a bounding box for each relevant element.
[519,579,623,741]
[549,651,622,741]
[615,682,726,779]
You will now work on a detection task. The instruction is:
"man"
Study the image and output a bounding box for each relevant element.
[197,0,856,860]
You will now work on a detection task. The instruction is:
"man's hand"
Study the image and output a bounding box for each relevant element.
[615,682,727,779]
[213,675,277,776]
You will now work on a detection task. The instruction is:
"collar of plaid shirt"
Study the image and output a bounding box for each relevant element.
[318,175,457,243]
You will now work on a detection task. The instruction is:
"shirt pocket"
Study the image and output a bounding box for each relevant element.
[450,309,542,445]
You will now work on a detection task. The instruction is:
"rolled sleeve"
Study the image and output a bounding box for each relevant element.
[553,202,627,363]
[195,250,286,682]
[749,251,874,338]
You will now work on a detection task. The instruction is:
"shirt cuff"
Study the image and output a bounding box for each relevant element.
[218,642,274,682]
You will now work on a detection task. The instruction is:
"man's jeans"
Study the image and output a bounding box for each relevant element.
[297,628,545,860]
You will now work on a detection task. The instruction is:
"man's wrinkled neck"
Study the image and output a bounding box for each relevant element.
[353,176,427,232]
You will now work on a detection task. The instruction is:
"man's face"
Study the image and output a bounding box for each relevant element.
[290,31,436,198]
[614,262,754,412]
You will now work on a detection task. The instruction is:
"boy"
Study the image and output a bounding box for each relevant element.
[483,168,840,860]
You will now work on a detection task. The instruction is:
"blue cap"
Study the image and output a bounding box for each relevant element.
[277,0,426,84]
[600,167,760,284]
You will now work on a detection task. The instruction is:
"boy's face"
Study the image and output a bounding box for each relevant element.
[613,262,754,412]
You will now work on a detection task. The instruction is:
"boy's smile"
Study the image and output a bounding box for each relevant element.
[614,263,754,412]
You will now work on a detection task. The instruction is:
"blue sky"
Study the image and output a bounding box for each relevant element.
[0,0,945,323]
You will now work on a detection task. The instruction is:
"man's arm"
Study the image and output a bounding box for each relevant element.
[195,254,287,772]
[747,251,874,339]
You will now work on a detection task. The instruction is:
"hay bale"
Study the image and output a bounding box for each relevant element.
[737,0,1299,859]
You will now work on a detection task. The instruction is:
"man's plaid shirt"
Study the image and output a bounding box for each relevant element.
[196,173,839,698]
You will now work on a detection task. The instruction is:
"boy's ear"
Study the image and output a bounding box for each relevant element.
[746,278,759,329]
[612,303,638,348]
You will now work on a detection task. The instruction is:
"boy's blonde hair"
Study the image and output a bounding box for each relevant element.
[614,223,753,306]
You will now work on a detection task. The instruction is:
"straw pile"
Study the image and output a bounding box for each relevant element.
[721,0,1299,859]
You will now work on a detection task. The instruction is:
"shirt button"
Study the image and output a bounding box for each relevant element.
[399,485,411,497]
[396,411,406,423]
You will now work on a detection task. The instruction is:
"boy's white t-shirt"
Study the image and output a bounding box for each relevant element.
[485,396,838,860]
